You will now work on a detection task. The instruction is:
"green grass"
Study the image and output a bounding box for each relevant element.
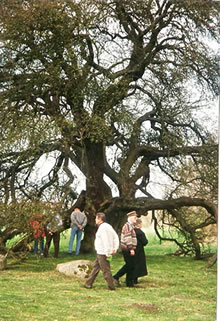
[0,230,217,321]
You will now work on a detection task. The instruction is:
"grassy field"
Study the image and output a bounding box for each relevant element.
[0,230,217,321]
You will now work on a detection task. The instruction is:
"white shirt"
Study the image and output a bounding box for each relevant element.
[94,222,119,256]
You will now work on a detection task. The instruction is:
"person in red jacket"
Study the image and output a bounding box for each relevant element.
[30,213,45,255]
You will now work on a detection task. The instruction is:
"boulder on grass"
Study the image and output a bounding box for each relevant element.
[56,260,93,278]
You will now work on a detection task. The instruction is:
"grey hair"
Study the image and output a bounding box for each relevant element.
[96,212,106,222]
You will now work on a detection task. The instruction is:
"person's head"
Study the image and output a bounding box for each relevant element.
[95,212,106,226]
[33,213,43,221]
[135,218,142,228]
[127,211,137,225]
[74,207,80,211]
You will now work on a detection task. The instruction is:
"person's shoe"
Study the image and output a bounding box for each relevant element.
[127,283,136,287]
[127,284,141,288]
[113,277,120,287]
[82,284,92,289]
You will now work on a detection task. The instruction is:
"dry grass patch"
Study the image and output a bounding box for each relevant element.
[127,303,159,313]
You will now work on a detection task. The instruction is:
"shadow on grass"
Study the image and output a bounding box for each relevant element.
[6,251,97,273]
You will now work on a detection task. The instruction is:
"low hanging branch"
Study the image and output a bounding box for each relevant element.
[101,196,217,221]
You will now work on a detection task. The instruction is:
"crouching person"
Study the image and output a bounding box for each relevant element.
[83,212,119,290]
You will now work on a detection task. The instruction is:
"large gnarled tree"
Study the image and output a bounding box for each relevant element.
[0,0,218,253]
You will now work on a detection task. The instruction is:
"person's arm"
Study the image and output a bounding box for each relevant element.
[98,225,116,256]
[112,229,119,254]
[101,229,111,256]
[128,226,137,255]
[121,223,136,254]
[138,229,148,246]
[79,213,87,229]
[70,212,78,226]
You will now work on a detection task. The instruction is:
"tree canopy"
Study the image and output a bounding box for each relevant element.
[0,0,219,255]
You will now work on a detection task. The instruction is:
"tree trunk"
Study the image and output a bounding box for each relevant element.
[0,254,7,270]
[191,232,201,259]
[207,252,217,268]
[81,222,97,254]
[81,141,112,253]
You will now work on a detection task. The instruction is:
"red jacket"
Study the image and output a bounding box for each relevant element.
[30,220,45,238]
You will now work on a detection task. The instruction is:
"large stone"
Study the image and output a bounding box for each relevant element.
[56,260,93,278]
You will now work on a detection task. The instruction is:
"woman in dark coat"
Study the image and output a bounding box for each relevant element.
[133,218,148,284]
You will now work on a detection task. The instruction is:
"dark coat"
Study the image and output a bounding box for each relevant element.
[134,228,148,279]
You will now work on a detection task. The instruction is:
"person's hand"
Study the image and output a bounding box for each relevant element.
[112,249,116,254]
[130,249,135,256]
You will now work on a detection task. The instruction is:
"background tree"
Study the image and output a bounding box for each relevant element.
[0,0,219,254]
[152,143,218,259]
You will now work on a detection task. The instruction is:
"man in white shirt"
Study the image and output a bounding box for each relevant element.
[83,212,119,290]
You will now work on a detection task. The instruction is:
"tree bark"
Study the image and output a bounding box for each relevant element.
[81,141,112,253]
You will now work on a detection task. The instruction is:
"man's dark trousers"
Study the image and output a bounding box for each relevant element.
[44,231,60,258]
[114,250,136,287]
